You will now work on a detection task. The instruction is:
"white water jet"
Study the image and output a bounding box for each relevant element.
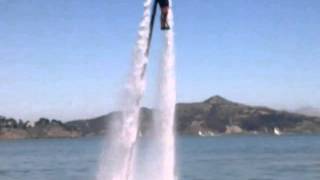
[97,1,177,180]
[151,3,177,180]
[96,0,152,179]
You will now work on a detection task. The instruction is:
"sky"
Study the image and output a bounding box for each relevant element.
[0,0,319,121]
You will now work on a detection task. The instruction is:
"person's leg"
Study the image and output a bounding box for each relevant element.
[161,6,169,17]
[158,0,169,8]
[159,0,170,30]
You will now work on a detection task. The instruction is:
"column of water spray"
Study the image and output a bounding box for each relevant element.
[96,0,152,180]
[152,2,177,180]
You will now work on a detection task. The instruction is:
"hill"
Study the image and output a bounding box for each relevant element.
[295,106,320,117]
[67,95,320,136]
[2,95,320,139]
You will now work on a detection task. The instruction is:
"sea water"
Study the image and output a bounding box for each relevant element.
[0,135,320,180]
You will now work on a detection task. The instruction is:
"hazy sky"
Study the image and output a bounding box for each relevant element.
[0,0,319,121]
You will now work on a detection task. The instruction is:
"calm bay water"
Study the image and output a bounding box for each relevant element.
[0,135,319,180]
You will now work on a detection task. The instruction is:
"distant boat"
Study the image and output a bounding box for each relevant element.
[208,131,215,136]
[198,130,215,137]
[198,131,205,137]
[274,127,282,135]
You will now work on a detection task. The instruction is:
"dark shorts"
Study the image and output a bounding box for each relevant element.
[158,0,169,8]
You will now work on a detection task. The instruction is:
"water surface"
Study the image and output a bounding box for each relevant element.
[0,135,319,180]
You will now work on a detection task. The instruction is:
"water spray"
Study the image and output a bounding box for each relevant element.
[97,0,176,179]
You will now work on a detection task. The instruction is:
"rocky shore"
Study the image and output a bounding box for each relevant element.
[1,95,320,140]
